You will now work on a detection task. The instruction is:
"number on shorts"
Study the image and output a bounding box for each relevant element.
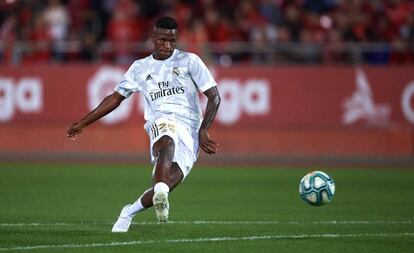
[151,121,176,140]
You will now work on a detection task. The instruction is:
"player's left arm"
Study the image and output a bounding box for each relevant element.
[199,86,221,154]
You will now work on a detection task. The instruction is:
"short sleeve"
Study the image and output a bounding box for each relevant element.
[188,54,217,93]
[114,63,141,98]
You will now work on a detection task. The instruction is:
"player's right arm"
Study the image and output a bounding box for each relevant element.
[66,92,125,140]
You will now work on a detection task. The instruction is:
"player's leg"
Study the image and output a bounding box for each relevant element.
[151,135,179,222]
[111,163,183,232]
[113,119,194,231]
[139,162,184,208]
[152,135,175,191]
[112,136,181,231]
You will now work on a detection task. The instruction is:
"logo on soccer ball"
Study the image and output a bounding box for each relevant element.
[299,171,335,206]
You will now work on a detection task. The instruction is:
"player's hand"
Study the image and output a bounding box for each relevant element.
[199,129,219,154]
[66,122,84,141]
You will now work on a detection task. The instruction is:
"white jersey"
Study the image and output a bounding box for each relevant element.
[114,49,217,131]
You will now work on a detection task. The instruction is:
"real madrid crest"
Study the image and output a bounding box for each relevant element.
[172,67,180,76]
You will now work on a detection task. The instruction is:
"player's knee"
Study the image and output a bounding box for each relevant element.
[157,136,175,154]
[154,136,175,164]
[160,135,174,147]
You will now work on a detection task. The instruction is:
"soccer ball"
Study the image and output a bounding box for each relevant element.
[299,171,335,206]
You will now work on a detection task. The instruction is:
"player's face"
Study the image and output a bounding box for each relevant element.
[152,28,177,60]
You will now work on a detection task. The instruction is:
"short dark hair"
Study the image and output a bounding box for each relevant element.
[155,16,178,30]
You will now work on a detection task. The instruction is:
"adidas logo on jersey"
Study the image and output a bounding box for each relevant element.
[146,74,153,81]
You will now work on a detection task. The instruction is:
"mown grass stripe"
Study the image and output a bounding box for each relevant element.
[0,220,412,227]
[0,233,413,251]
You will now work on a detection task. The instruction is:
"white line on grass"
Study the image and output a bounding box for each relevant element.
[0,232,413,251]
[0,223,69,227]
[0,220,412,227]
[134,220,414,225]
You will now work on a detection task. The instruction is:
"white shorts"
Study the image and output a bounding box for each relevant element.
[146,118,199,180]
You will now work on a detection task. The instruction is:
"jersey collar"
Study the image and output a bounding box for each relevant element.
[151,49,177,62]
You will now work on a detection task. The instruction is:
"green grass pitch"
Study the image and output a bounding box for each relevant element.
[0,163,413,252]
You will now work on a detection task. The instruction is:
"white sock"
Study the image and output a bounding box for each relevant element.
[126,197,146,217]
[154,182,170,194]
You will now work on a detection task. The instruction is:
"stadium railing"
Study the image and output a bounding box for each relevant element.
[1,41,413,65]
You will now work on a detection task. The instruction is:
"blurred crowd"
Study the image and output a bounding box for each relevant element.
[0,0,413,65]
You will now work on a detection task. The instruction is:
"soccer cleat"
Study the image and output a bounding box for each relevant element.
[111,204,133,232]
[152,191,169,222]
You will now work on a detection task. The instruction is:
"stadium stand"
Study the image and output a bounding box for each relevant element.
[0,0,413,65]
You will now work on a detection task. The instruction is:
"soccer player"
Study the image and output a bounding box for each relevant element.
[66,16,221,232]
